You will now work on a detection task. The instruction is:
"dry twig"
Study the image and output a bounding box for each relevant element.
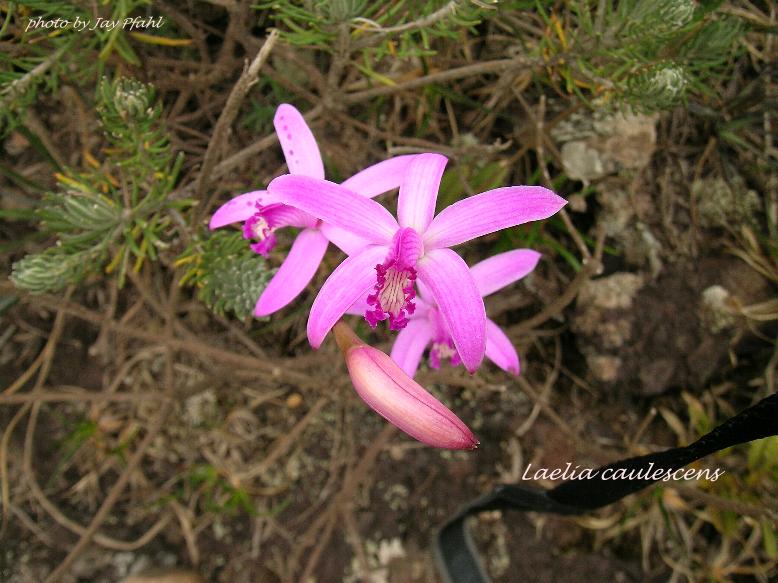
[195,29,280,215]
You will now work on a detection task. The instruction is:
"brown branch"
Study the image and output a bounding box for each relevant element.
[322,24,351,111]
[341,505,371,580]
[671,484,778,522]
[351,0,464,50]
[41,416,174,579]
[13,373,173,552]
[515,375,578,441]
[195,29,280,216]
[2,350,43,397]
[8,502,60,548]
[5,287,319,390]
[236,397,328,482]
[1,287,72,537]
[22,434,171,551]
[343,56,539,104]
[153,2,244,90]
[515,88,591,262]
[0,404,30,538]
[510,225,606,335]
[295,424,396,580]
[0,389,170,405]
[42,281,182,581]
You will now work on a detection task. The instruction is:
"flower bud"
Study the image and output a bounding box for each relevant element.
[334,322,478,450]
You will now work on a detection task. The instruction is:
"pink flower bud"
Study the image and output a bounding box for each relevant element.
[334,322,478,450]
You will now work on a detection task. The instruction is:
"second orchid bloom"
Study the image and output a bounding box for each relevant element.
[209,104,414,317]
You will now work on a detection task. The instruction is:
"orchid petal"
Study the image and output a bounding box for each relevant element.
[273,104,324,179]
[261,204,319,229]
[470,249,541,298]
[209,191,267,229]
[397,153,447,232]
[417,248,486,373]
[390,318,434,377]
[423,186,567,250]
[345,294,371,316]
[254,229,329,317]
[308,246,388,348]
[334,323,478,450]
[320,223,372,256]
[416,279,433,302]
[485,319,520,375]
[268,175,399,243]
[341,155,417,198]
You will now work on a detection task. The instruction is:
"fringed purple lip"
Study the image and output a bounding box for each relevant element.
[365,227,421,330]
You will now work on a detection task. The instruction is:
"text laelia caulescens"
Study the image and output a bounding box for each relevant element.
[522,462,725,482]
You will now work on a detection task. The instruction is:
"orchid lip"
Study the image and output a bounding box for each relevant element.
[365,261,417,330]
[243,205,278,257]
[430,338,461,370]
[365,228,423,331]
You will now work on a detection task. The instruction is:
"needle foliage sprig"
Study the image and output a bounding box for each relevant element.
[11,77,190,293]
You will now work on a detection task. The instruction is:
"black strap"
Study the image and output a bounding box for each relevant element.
[434,392,778,583]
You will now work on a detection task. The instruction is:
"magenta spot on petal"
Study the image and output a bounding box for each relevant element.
[287,133,292,140]
[245,201,252,206]
[289,150,294,156]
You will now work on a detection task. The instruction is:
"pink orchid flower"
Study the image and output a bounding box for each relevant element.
[333,321,478,450]
[389,249,541,377]
[209,103,414,317]
[267,153,566,372]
